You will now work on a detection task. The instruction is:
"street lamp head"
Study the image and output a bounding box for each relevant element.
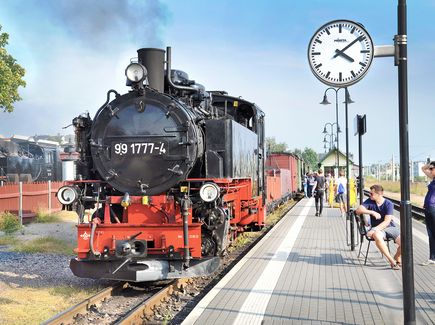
[343,89,355,104]
[320,94,331,105]
[337,126,342,133]
[322,126,327,134]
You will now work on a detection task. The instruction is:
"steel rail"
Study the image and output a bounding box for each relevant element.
[42,283,127,325]
[117,278,191,324]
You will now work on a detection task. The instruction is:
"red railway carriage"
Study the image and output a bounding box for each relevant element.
[266,153,299,194]
[58,47,267,282]
[265,168,292,211]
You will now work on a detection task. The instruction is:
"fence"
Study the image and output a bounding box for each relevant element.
[0,181,64,223]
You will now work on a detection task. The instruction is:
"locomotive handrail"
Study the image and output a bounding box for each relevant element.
[166,47,199,93]
[94,89,121,121]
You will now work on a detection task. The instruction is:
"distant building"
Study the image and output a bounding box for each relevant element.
[318,148,357,177]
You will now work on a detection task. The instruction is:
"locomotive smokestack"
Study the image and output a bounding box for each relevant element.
[137,48,165,93]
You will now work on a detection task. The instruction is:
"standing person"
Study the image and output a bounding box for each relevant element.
[325,172,332,206]
[314,169,326,216]
[421,162,435,265]
[335,170,347,216]
[303,172,308,198]
[355,185,401,269]
[307,172,316,198]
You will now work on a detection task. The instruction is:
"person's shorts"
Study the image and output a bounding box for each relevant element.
[336,193,346,203]
[380,226,400,241]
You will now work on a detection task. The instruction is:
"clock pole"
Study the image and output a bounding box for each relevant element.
[397,0,415,324]
[344,87,355,251]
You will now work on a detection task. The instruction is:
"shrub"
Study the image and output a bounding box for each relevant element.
[0,212,21,234]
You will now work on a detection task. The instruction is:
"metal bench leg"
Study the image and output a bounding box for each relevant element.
[358,236,364,258]
[364,241,371,265]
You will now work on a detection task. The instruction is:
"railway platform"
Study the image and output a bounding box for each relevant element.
[182,198,435,325]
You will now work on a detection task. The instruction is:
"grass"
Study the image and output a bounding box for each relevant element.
[0,236,19,246]
[0,285,100,325]
[364,177,428,207]
[266,200,296,227]
[364,177,428,196]
[48,285,99,298]
[0,212,22,234]
[12,236,75,255]
[34,209,62,223]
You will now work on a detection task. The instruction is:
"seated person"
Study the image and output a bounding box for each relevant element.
[355,184,401,270]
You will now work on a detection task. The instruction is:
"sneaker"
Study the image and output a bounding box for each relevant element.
[315,212,318,216]
[420,259,435,266]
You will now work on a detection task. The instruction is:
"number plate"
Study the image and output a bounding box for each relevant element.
[111,141,168,157]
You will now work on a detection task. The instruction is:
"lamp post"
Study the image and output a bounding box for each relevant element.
[343,87,355,250]
[320,88,346,175]
[321,87,355,250]
[322,122,338,158]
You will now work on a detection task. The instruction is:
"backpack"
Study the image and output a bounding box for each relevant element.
[337,182,345,194]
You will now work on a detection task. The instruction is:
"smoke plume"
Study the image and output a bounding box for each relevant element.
[42,0,169,49]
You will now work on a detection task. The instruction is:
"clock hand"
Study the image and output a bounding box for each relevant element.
[334,50,354,62]
[333,35,364,58]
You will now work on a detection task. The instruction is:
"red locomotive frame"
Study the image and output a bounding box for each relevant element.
[71,177,264,267]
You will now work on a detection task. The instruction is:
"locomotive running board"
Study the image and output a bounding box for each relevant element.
[70,257,220,282]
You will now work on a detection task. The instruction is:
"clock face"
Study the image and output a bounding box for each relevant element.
[308,20,374,87]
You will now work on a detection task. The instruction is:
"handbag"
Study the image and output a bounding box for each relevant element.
[335,194,341,203]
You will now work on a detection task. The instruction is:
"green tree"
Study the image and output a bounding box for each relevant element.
[0,25,26,112]
[266,137,288,153]
[301,147,319,171]
[291,148,302,157]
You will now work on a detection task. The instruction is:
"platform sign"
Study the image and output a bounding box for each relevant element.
[354,114,366,136]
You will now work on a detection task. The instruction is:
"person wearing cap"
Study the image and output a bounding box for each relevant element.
[421,161,435,266]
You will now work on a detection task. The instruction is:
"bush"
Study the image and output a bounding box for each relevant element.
[0,212,21,234]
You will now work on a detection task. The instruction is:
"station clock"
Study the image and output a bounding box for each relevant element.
[308,19,374,87]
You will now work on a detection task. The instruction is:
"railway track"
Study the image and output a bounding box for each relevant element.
[43,279,190,325]
[42,199,298,325]
[362,189,425,220]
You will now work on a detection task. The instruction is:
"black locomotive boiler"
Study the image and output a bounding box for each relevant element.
[58,47,266,282]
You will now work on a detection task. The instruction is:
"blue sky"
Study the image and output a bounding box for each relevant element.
[0,0,434,164]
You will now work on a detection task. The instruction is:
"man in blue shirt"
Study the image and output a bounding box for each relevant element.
[355,184,401,269]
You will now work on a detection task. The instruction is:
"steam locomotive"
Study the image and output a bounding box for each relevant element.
[0,137,61,183]
[58,47,268,282]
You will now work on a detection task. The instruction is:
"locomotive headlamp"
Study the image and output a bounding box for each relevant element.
[56,186,79,205]
[125,63,147,83]
[199,183,220,203]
